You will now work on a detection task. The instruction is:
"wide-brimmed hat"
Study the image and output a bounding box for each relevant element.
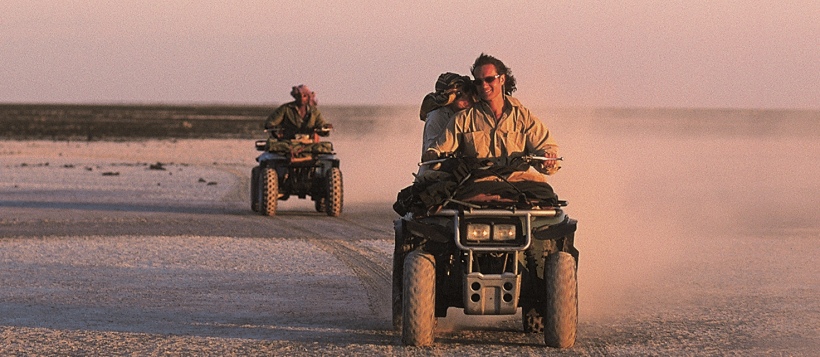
[434,73,472,105]
[419,73,473,121]
[435,72,464,92]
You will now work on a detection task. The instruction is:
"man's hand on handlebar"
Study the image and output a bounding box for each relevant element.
[541,152,561,174]
[316,124,333,137]
[266,126,284,140]
[421,150,439,163]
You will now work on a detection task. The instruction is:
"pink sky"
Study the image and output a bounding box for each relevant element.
[1,1,817,109]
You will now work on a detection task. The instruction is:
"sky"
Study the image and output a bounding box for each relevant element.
[1,0,817,109]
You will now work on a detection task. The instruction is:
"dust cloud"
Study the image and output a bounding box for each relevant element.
[548,109,820,320]
[330,107,424,204]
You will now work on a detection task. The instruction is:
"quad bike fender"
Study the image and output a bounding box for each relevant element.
[532,217,579,265]
[532,217,577,241]
[256,151,288,164]
[315,154,340,174]
[401,218,451,244]
[316,154,340,165]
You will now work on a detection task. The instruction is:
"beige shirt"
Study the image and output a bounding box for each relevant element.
[429,95,558,159]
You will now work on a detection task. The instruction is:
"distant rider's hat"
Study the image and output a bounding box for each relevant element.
[290,84,312,99]
[290,84,318,105]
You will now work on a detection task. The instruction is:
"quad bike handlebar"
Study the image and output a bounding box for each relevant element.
[314,123,333,137]
[265,124,334,141]
[255,124,335,151]
[418,155,563,167]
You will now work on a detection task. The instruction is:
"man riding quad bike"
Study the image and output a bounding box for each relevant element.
[250,124,343,216]
[392,155,578,348]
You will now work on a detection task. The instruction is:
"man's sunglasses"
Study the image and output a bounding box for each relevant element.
[473,74,501,86]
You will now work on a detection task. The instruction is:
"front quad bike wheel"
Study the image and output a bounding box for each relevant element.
[402,250,436,346]
[325,167,343,217]
[543,251,578,348]
[250,166,260,212]
[260,167,278,216]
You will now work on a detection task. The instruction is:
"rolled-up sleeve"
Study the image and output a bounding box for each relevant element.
[523,110,558,156]
[264,106,287,129]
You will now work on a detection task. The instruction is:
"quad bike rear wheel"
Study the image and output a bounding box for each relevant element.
[543,251,578,348]
[325,167,343,217]
[392,219,406,331]
[314,197,326,212]
[402,250,436,346]
[250,166,260,212]
[392,258,403,331]
[260,167,278,216]
[522,305,545,334]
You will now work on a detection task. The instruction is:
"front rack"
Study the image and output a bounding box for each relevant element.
[432,208,563,252]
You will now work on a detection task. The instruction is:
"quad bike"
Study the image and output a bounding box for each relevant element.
[251,124,343,217]
[392,156,578,348]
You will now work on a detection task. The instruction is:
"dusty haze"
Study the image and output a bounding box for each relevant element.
[3,107,817,322]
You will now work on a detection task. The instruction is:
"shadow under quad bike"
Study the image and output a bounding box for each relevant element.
[392,156,578,348]
[250,125,343,217]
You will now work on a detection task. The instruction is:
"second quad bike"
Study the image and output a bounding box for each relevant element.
[251,125,343,217]
[392,156,578,348]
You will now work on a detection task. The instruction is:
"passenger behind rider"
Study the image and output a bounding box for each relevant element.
[419,73,476,152]
[416,73,476,177]
[264,84,330,141]
[422,53,560,175]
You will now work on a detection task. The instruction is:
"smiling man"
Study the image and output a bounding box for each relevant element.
[424,53,560,174]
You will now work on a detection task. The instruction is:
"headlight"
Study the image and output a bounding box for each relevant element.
[493,224,517,241]
[466,223,491,241]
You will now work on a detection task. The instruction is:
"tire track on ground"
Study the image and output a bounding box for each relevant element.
[334,215,394,236]
[310,239,392,324]
[273,215,389,241]
[250,215,393,325]
[210,164,253,206]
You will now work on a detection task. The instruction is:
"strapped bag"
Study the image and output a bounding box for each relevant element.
[266,139,334,162]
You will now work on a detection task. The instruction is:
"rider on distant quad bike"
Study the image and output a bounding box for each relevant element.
[265,84,329,140]
[251,84,343,217]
